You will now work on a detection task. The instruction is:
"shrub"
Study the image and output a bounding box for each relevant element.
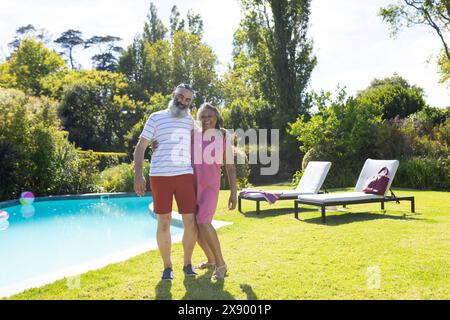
[0,88,100,200]
[98,161,150,193]
[76,150,130,171]
[395,157,450,190]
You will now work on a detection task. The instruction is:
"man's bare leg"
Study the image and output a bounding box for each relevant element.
[157,213,172,269]
[181,213,198,266]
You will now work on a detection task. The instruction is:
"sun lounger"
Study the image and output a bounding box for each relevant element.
[294,159,415,223]
[238,161,332,214]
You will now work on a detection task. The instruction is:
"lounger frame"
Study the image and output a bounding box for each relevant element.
[294,190,415,223]
[238,187,328,215]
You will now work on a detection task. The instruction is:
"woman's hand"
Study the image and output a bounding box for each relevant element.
[228,192,237,210]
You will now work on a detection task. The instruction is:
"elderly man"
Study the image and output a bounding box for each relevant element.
[134,83,198,280]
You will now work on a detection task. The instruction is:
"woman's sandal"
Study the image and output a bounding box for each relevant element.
[211,264,228,280]
[196,261,216,269]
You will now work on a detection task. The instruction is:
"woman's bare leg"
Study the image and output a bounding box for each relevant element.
[198,223,225,267]
[197,226,216,265]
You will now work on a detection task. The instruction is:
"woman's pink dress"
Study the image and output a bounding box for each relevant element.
[191,130,225,224]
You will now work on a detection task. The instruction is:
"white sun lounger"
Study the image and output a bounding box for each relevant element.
[295,159,415,223]
[238,161,332,214]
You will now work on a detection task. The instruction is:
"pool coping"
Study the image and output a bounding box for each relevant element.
[0,192,152,209]
[0,192,233,299]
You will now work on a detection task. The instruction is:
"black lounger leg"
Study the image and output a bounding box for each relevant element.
[256,200,260,215]
[238,197,242,213]
[381,201,385,210]
[411,198,415,213]
[321,206,326,224]
[295,201,299,219]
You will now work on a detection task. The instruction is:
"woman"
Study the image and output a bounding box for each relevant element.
[192,103,237,280]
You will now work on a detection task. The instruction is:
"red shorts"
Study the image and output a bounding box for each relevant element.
[150,174,196,214]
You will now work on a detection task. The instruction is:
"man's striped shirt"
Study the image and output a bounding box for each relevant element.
[140,109,194,176]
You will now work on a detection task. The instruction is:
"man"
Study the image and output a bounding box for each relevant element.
[134,83,198,280]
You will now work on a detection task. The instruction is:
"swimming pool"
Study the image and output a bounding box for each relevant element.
[0,194,184,297]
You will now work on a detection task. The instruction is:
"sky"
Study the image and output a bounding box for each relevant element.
[0,0,448,107]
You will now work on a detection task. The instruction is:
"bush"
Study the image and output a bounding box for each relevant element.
[395,157,450,190]
[0,88,100,201]
[98,161,150,193]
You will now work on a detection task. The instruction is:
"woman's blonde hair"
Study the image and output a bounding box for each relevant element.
[197,103,224,130]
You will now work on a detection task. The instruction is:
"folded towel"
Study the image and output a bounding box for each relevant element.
[239,189,282,204]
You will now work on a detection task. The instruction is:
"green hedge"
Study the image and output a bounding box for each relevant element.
[77,150,130,171]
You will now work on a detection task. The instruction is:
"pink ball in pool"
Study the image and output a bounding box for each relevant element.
[20,191,35,205]
[0,210,9,220]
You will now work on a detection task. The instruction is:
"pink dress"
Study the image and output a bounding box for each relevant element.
[191,130,225,224]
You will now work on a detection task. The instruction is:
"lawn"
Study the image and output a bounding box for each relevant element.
[7,183,450,300]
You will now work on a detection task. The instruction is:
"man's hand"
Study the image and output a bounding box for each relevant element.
[134,175,147,197]
[152,140,159,150]
[133,137,149,197]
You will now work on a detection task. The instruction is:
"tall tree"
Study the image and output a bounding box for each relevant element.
[187,9,204,38]
[170,5,185,37]
[84,35,123,71]
[379,1,450,85]
[143,2,168,43]
[379,0,449,61]
[54,29,84,70]
[229,0,316,177]
[8,24,50,51]
[238,0,316,129]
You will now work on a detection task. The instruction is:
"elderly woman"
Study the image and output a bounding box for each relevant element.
[192,103,237,280]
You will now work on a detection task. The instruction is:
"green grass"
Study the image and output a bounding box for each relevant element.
[7,183,450,300]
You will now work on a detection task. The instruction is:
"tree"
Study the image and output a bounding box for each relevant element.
[118,36,150,101]
[170,5,185,37]
[8,24,50,51]
[239,0,316,129]
[0,38,67,96]
[171,31,222,107]
[379,1,450,85]
[143,3,167,43]
[58,70,140,151]
[54,29,84,69]
[356,74,426,119]
[187,9,204,38]
[84,35,123,71]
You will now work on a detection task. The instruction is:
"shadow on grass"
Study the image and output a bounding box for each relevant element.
[239,207,298,219]
[298,211,426,226]
[155,269,259,300]
[155,280,173,300]
[181,269,235,300]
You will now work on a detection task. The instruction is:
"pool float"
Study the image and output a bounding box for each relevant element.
[0,210,9,220]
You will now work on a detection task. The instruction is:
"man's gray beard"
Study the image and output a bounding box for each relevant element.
[168,100,190,118]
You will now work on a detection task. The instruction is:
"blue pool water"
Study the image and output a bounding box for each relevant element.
[0,196,184,296]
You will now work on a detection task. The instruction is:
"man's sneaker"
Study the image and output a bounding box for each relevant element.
[183,264,197,277]
[161,267,174,280]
